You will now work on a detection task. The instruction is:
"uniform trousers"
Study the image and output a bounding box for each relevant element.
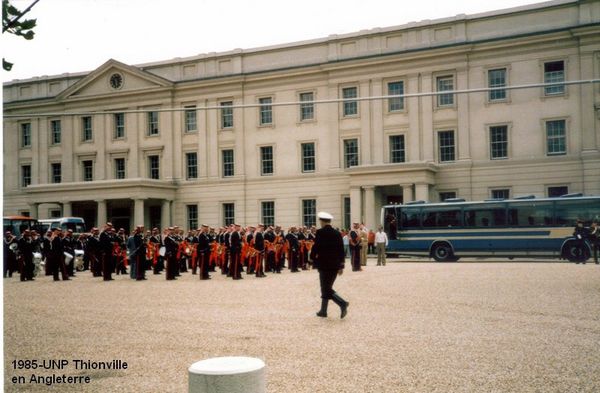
[350,247,362,271]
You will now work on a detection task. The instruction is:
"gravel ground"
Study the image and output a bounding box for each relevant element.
[4,259,600,392]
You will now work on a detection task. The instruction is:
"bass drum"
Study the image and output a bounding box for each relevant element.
[159,246,166,257]
[32,252,42,277]
[74,249,85,271]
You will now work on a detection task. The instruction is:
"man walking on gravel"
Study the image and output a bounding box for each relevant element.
[310,212,349,319]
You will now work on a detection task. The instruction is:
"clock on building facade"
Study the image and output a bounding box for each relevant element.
[109,73,123,89]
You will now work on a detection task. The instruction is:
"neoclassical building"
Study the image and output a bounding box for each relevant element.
[3,0,600,231]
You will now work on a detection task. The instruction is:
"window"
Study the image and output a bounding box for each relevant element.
[82,160,93,182]
[21,165,31,187]
[223,203,235,226]
[491,189,510,200]
[299,92,314,121]
[114,113,125,139]
[343,197,351,230]
[438,131,455,162]
[488,68,507,101]
[401,208,421,229]
[147,111,159,136]
[222,149,234,177]
[220,101,233,129]
[388,81,404,111]
[436,75,454,107]
[21,123,31,147]
[50,209,62,219]
[186,152,198,180]
[508,202,554,227]
[82,116,93,141]
[259,97,273,125]
[343,139,359,168]
[50,120,61,144]
[185,106,197,132]
[544,61,564,96]
[490,125,508,159]
[546,120,566,156]
[389,135,405,163]
[148,155,160,179]
[342,87,358,116]
[422,208,462,228]
[548,186,569,198]
[115,158,126,179]
[302,199,316,227]
[439,192,456,202]
[555,199,596,226]
[301,142,315,172]
[187,205,198,230]
[464,204,507,227]
[51,163,61,184]
[261,201,275,227]
[260,146,273,175]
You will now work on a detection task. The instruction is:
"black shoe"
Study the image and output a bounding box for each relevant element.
[340,302,349,319]
[316,311,327,318]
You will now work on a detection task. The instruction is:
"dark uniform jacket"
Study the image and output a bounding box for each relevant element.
[254,232,265,252]
[99,231,113,255]
[230,231,241,252]
[286,232,299,252]
[197,233,210,253]
[164,235,178,257]
[309,225,345,271]
[17,236,35,261]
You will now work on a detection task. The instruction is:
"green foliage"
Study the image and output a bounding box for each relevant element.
[3,0,39,71]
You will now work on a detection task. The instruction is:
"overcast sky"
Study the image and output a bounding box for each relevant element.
[3,0,543,81]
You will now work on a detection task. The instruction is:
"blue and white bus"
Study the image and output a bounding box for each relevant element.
[381,195,600,262]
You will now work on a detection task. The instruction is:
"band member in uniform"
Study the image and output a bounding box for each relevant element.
[254,224,266,278]
[49,228,69,281]
[298,227,308,270]
[273,226,286,272]
[263,226,276,273]
[349,222,363,271]
[149,228,162,274]
[229,224,243,280]
[86,228,101,276]
[42,230,52,276]
[114,228,128,275]
[99,223,114,281]
[62,229,76,277]
[17,229,36,281]
[286,227,300,272]
[4,231,18,278]
[359,223,369,267]
[310,212,348,319]
[573,219,590,264]
[164,227,178,280]
[127,225,146,281]
[196,224,211,280]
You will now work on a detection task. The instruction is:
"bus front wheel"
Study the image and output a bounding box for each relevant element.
[563,241,589,263]
[431,243,455,262]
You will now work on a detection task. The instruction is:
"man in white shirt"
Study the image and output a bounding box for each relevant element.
[375,226,389,266]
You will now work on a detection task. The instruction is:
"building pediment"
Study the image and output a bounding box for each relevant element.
[56,59,173,100]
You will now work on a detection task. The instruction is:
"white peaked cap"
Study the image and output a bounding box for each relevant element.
[317,211,334,221]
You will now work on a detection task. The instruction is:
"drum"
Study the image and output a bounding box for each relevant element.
[159,246,166,257]
[64,252,74,265]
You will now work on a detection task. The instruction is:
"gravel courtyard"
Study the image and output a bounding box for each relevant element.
[4,260,600,392]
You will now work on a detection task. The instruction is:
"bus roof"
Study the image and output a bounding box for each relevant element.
[383,195,600,209]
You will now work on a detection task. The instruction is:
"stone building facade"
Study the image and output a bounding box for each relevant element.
[3,0,600,231]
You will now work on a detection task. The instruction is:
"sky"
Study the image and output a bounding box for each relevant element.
[2,0,545,81]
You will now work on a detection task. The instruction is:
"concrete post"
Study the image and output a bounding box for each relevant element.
[96,199,107,227]
[363,186,375,229]
[188,356,265,393]
[161,199,171,229]
[350,186,362,224]
[133,198,145,228]
[401,184,414,204]
[28,203,39,219]
[415,183,430,202]
[62,201,72,217]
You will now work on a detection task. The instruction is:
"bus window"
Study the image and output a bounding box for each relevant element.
[401,208,420,229]
[555,199,600,226]
[422,209,462,228]
[464,205,506,227]
[383,207,398,239]
[508,202,553,227]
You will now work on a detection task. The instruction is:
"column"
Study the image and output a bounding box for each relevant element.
[363,186,376,229]
[133,198,145,228]
[28,203,39,219]
[371,78,384,165]
[161,199,172,229]
[580,52,597,152]
[401,184,414,203]
[420,73,434,162]
[457,68,471,160]
[360,79,372,165]
[62,201,72,217]
[415,183,430,202]
[350,186,362,224]
[96,199,107,226]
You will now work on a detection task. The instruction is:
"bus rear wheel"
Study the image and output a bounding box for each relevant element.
[431,243,455,262]
[563,241,589,263]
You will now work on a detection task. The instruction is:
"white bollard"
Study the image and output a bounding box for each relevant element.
[188,356,266,393]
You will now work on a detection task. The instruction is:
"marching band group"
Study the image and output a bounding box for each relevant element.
[4,221,360,282]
